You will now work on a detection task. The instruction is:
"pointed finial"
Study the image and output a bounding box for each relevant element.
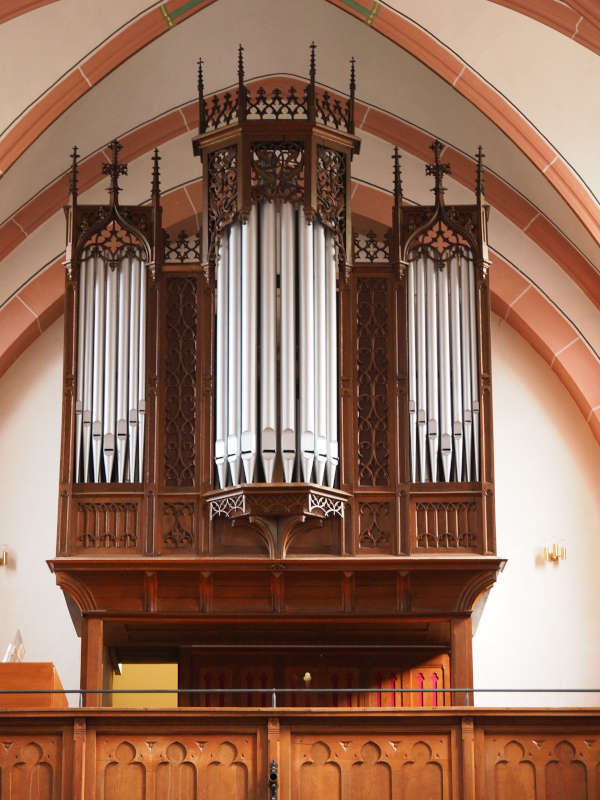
[151,148,161,199]
[238,44,245,84]
[308,42,317,122]
[198,57,206,133]
[393,146,403,205]
[69,145,79,199]
[237,44,247,122]
[348,57,356,134]
[476,145,485,200]
[102,139,128,204]
[425,139,451,205]
[310,42,317,84]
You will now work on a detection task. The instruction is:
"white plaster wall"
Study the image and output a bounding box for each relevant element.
[474,315,600,707]
[0,318,80,699]
[0,313,599,707]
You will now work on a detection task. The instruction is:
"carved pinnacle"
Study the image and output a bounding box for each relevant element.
[476,144,485,199]
[393,146,403,205]
[102,139,128,203]
[69,145,79,198]
[348,56,356,133]
[198,57,206,133]
[151,148,161,198]
[425,139,451,204]
[310,41,317,85]
[238,43,245,84]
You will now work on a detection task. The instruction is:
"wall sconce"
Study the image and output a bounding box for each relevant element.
[0,546,7,567]
[303,672,312,688]
[544,543,566,562]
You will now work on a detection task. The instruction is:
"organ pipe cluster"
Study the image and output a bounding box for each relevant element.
[407,248,480,482]
[215,202,339,488]
[74,249,147,482]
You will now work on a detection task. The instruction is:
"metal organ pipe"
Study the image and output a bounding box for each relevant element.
[260,203,277,484]
[116,260,130,482]
[241,205,258,484]
[299,206,316,483]
[227,223,242,486]
[280,202,296,483]
[449,256,463,481]
[213,203,339,488]
[313,223,328,486]
[74,248,147,484]
[215,236,229,489]
[325,232,338,488]
[91,256,106,482]
[408,246,480,483]
[425,255,439,482]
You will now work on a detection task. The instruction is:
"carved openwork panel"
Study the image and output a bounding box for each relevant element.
[250,141,304,204]
[406,218,472,267]
[164,231,201,264]
[246,85,308,120]
[358,502,394,553]
[414,500,479,550]
[353,231,390,263]
[316,146,346,262]
[164,277,198,488]
[95,734,255,800]
[291,733,450,800]
[484,734,600,800]
[72,499,140,552]
[356,277,390,486]
[315,88,352,131]
[0,735,61,800]
[207,145,238,264]
[79,218,146,268]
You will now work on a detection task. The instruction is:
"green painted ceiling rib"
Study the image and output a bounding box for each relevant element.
[160,0,207,28]
[338,0,380,26]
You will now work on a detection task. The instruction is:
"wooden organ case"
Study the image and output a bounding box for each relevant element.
[50,47,505,712]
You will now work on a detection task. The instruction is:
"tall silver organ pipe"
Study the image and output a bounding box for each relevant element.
[214,201,339,489]
[407,248,480,482]
[74,247,147,482]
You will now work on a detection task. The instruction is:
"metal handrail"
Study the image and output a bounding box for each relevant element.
[1,686,600,708]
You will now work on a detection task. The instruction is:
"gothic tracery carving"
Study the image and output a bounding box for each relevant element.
[207,146,238,264]
[356,278,390,486]
[316,146,346,263]
[250,142,304,205]
[164,277,198,487]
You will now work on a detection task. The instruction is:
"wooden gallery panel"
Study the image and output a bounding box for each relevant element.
[289,730,455,800]
[481,732,600,800]
[0,732,66,800]
[91,731,258,800]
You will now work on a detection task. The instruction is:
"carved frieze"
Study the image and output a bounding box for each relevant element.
[414,501,478,550]
[75,501,138,550]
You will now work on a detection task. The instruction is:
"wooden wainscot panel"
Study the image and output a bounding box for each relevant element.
[157,499,197,555]
[81,571,146,612]
[0,731,65,800]
[156,573,203,613]
[482,732,600,800]
[284,519,341,558]
[290,731,452,800]
[93,732,257,800]
[283,573,344,614]
[212,519,272,557]
[353,571,397,614]
[70,496,143,554]
[211,572,272,613]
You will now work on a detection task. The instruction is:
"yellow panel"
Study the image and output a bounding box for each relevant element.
[111,663,178,708]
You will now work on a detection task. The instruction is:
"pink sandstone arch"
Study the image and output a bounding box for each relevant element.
[487,0,600,56]
[0,85,597,309]
[0,0,598,256]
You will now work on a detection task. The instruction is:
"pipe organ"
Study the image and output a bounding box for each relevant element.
[53,47,502,715]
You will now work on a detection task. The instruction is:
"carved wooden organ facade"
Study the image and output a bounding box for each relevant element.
[51,49,504,709]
